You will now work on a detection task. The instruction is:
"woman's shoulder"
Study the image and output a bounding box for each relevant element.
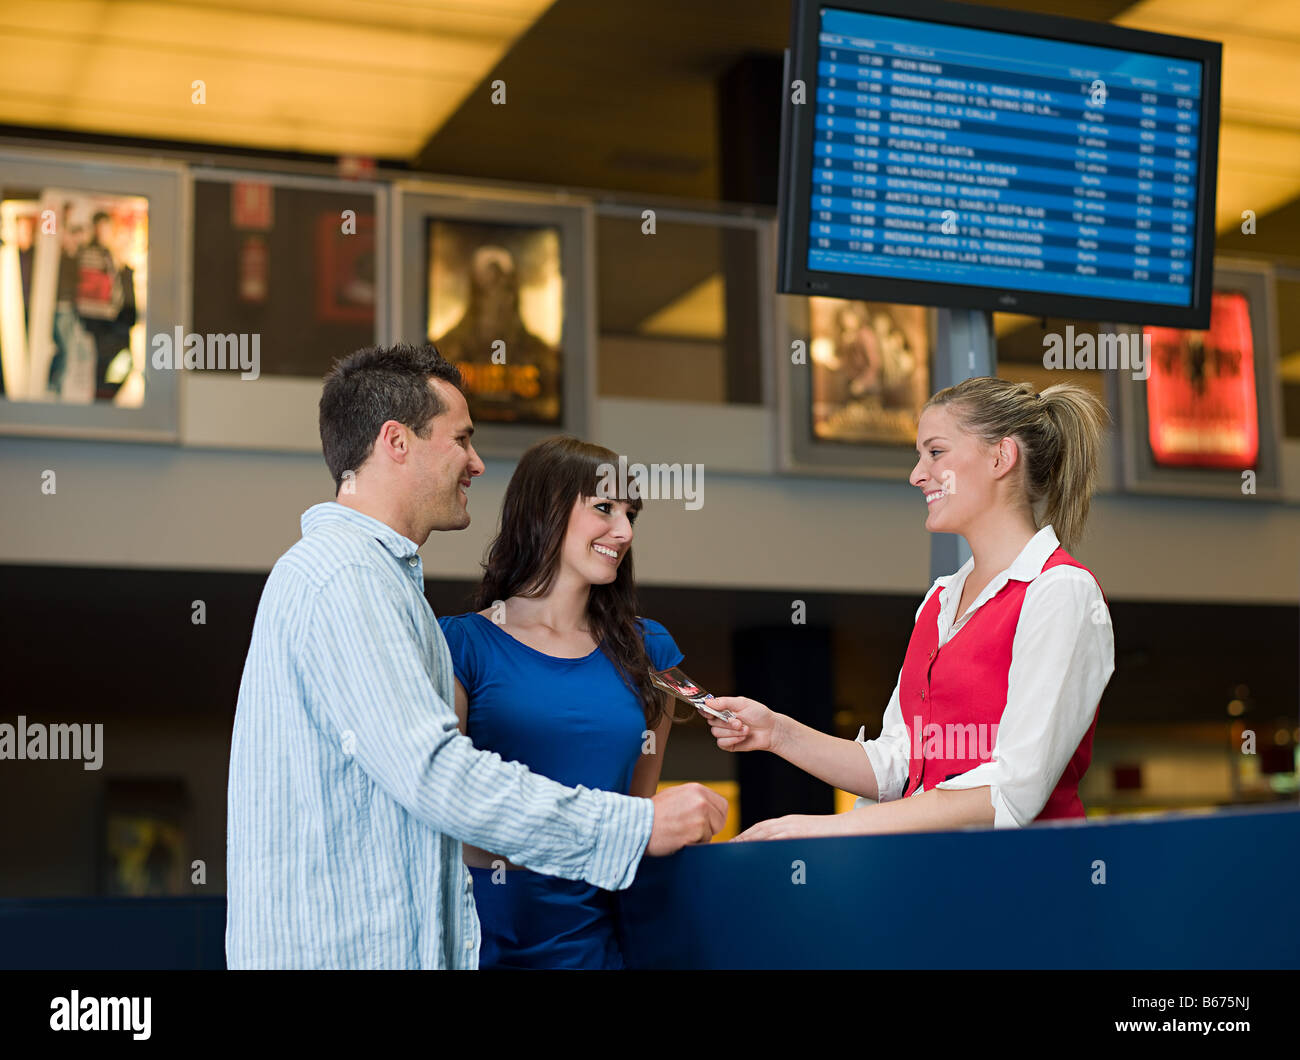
[1026,555,1109,627]
[637,616,680,648]
[437,610,491,646]
[437,611,498,688]
[437,610,482,630]
[637,617,684,669]
[1038,549,1105,593]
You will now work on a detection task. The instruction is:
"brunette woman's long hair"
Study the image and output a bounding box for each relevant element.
[473,436,667,729]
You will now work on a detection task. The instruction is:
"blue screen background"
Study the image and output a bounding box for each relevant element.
[807,7,1204,307]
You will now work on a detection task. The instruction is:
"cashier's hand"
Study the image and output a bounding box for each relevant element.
[732,814,834,842]
[704,696,779,752]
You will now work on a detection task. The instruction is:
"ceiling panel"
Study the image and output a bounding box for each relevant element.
[418,0,1141,197]
[1116,0,1300,235]
[0,0,555,156]
[2,0,1297,259]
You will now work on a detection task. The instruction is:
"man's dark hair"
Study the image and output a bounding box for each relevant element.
[319,343,463,491]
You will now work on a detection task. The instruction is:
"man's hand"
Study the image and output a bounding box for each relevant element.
[647,783,728,855]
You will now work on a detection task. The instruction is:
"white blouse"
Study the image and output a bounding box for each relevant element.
[856,524,1115,828]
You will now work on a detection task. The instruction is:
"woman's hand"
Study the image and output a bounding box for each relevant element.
[731,814,838,842]
[704,696,782,752]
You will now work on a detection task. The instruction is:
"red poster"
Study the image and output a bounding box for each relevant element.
[232,182,273,230]
[1144,291,1259,468]
[239,236,268,303]
[314,212,375,324]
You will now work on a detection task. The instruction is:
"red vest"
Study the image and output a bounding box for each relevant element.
[898,547,1104,821]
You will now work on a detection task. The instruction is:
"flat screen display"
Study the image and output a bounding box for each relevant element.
[779,0,1222,328]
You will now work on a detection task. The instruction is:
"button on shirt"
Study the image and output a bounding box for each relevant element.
[226,502,654,968]
[856,525,1115,827]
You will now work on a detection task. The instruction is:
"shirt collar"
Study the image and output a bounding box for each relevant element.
[938,524,1062,600]
[1005,523,1062,581]
[301,501,421,561]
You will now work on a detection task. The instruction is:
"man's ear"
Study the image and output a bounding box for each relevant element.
[376,420,409,463]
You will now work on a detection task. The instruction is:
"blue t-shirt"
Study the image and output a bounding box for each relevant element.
[437,611,683,969]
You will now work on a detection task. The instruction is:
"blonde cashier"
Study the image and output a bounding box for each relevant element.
[709,378,1116,839]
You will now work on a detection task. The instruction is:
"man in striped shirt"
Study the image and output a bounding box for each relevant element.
[226,343,726,968]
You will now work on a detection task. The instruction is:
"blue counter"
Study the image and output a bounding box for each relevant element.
[0,896,227,970]
[616,804,1300,969]
[1,805,1296,969]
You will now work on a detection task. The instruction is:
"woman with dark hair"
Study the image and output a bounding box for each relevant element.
[709,377,1116,837]
[438,435,682,969]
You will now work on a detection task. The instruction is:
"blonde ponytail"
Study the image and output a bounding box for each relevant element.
[924,377,1109,551]
[1037,384,1108,552]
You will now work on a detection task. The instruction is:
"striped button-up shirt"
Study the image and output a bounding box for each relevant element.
[226,501,655,968]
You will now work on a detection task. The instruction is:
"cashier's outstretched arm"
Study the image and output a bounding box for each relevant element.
[732,785,995,841]
[707,696,879,800]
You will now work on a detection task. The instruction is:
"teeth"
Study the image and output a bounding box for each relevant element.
[593,544,618,558]
[926,492,943,505]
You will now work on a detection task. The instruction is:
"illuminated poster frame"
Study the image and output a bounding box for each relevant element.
[1113,258,1283,499]
[0,147,186,441]
[393,182,594,459]
[181,167,389,452]
[778,290,937,478]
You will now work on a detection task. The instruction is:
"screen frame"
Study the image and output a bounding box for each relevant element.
[778,0,1223,329]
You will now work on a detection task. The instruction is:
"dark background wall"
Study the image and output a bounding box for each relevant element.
[1,563,1294,899]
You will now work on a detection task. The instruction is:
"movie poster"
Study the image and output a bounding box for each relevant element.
[1144,291,1259,469]
[0,189,148,406]
[315,210,375,324]
[100,778,188,897]
[426,219,563,424]
[808,297,929,445]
